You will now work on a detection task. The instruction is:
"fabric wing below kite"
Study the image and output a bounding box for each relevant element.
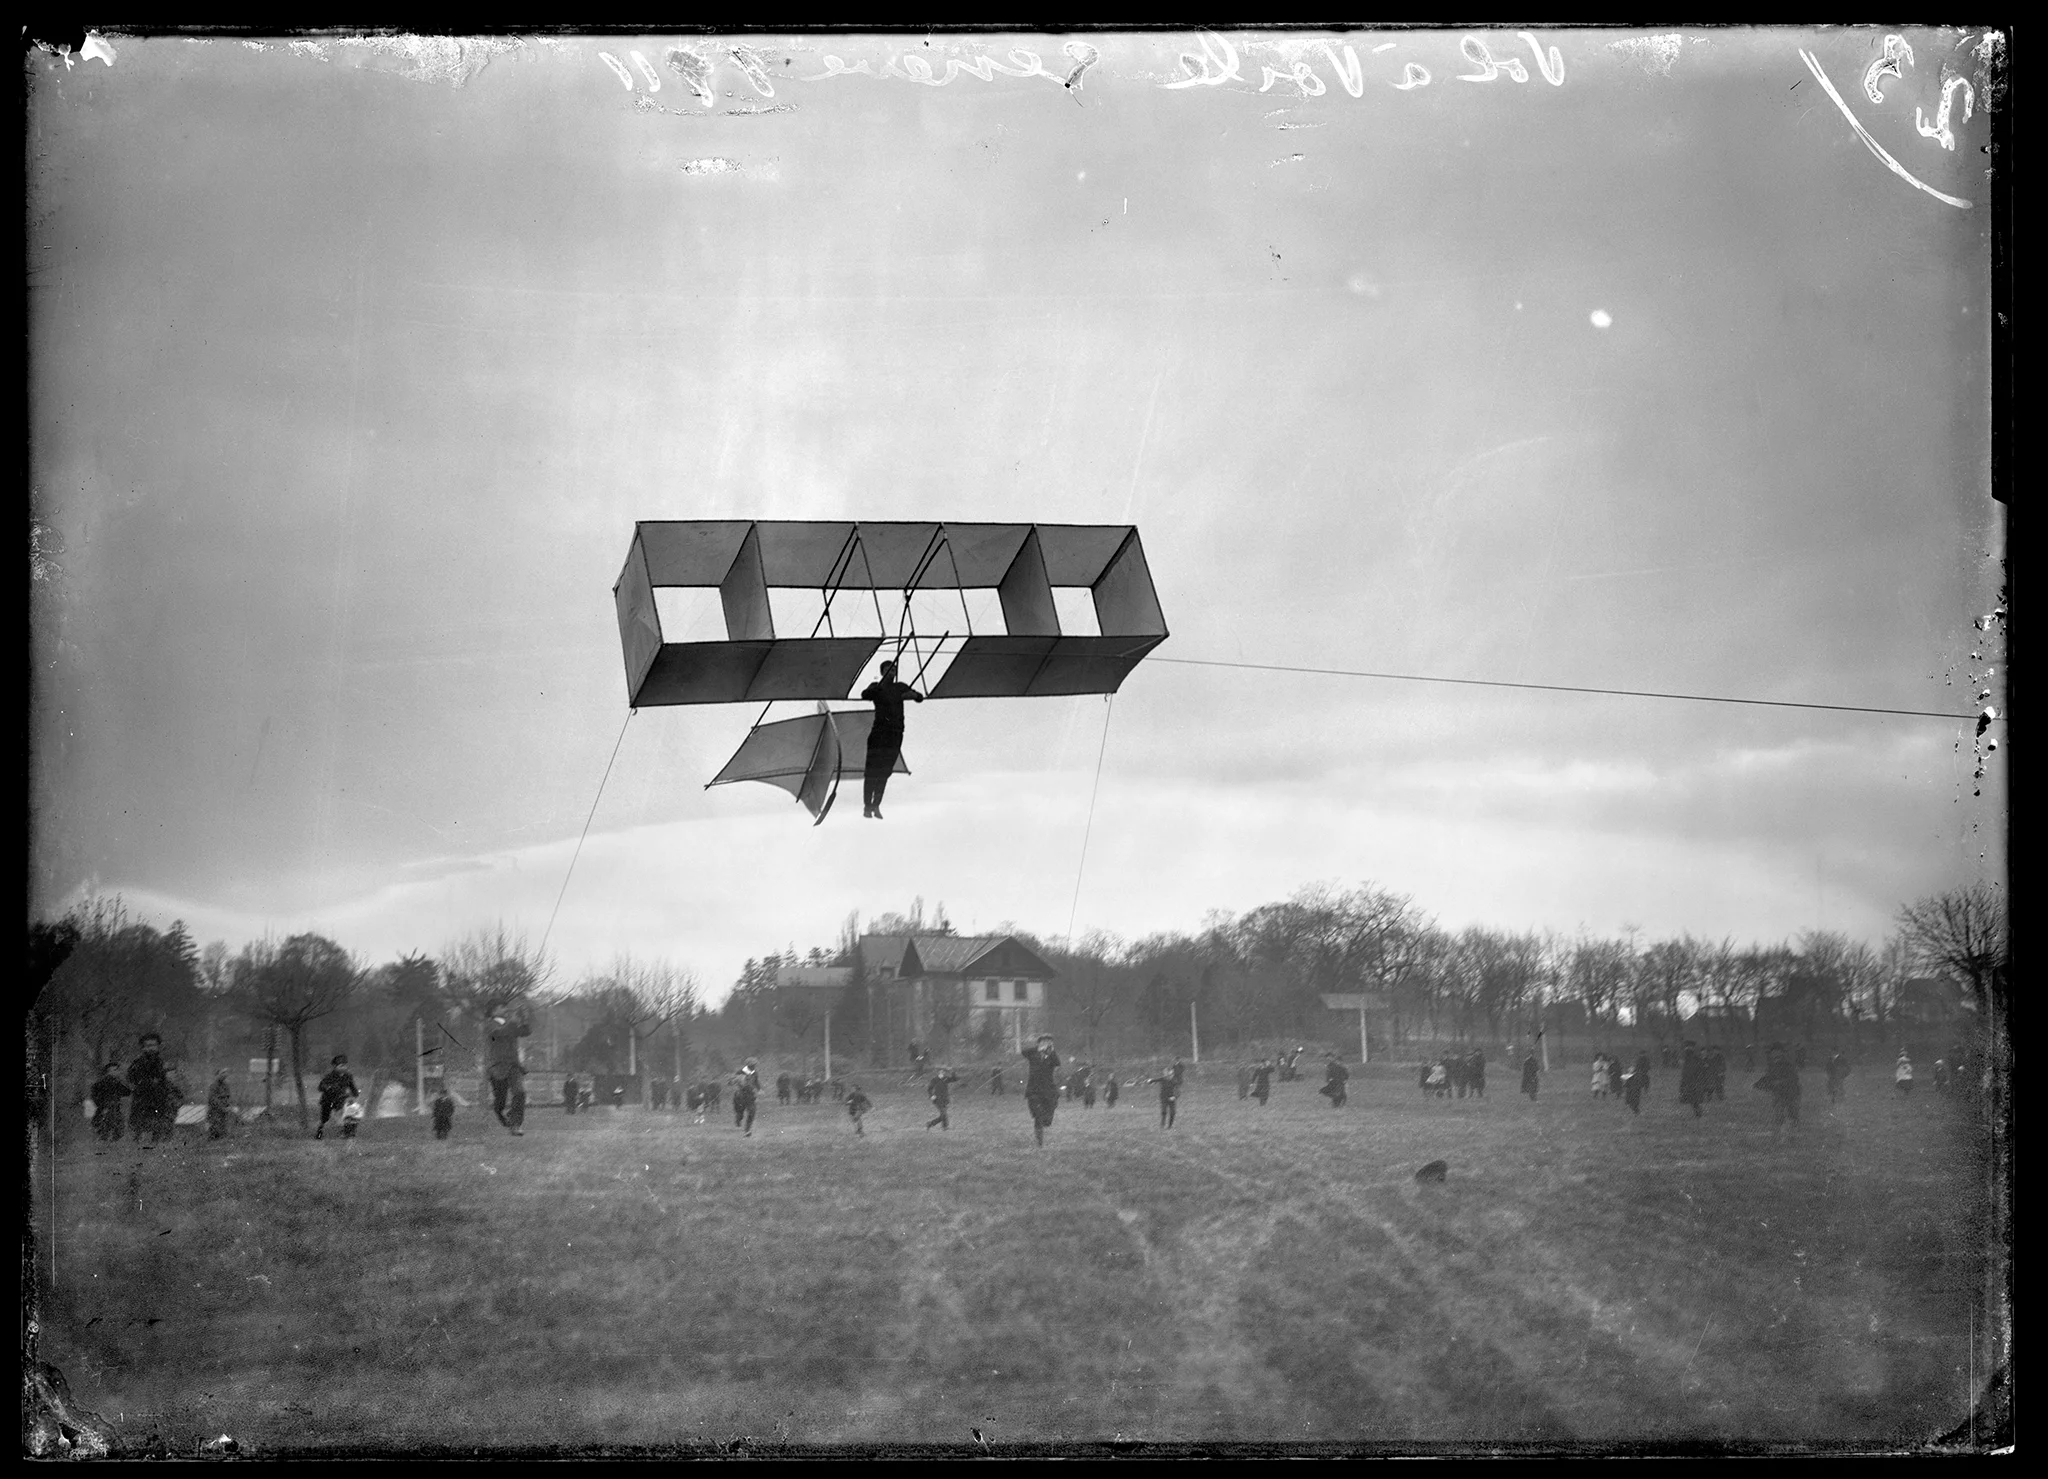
[706,707,909,822]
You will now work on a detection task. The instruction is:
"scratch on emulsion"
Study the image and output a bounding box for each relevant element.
[1797,49,1972,209]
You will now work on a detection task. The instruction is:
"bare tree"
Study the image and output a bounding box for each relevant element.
[1897,884,2008,1006]
[231,933,359,1128]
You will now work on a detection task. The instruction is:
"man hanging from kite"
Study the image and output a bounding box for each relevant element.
[860,659,924,819]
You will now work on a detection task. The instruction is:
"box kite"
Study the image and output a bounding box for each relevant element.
[613,521,1168,823]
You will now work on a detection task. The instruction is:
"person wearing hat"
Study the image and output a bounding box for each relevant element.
[89,1061,133,1143]
[1022,1034,1061,1148]
[860,659,925,819]
[1251,1057,1274,1107]
[127,1033,182,1147]
[316,1054,359,1139]
[1893,1051,1914,1098]
[730,1059,762,1136]
[206,1068,236,1140]
[485,1015,532,1135]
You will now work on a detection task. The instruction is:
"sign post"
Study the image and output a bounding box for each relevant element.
[1320,993,1389,1064]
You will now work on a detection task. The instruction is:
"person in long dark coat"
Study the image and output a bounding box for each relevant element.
[1103,1073,1120,1108]
[846,1085,873,1135]
[1320,1055,1349,1109]
[1023,1035,1061,1148]
[90,1062,131,1142]
[1520,1052,1541,1100]
[1755,1042,1802,1133]
[563,1075,579,1115]
[1623,1053,1650,1114]
[316,1055,358,1140]
[731,1060,761,1136]
[1606,1053,1624,1099]
[127,1034,181,1147]
[777,1072,793,1105]
[1707,1045,1728,1100]
[432,1086,456,1139]
[1467,1048,1487,1098]
[1677,1042,1709,1119]
[1450,1053,1471,1099]
[1251,1059,1273,1105]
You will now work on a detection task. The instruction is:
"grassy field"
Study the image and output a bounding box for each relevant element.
[30,1062,2000,1454]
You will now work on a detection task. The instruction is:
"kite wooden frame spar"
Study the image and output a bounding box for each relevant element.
[613,520,1169,707]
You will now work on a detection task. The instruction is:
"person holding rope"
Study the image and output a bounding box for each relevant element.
[860,659,925,820]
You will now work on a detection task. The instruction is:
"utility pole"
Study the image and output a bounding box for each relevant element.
[1190,1000,1200,1064]
[824,1008,832,1082]
[415,1016,426,1113]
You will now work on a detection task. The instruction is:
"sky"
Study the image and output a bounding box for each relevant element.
[29,28,2006,1005]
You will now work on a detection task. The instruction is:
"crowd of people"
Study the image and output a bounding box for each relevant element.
[79,1020,1983,1153]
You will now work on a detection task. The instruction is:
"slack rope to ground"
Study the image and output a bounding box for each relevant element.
[540,708,636,961]
[1064,693,1116,951]
[1148,656,1978,723]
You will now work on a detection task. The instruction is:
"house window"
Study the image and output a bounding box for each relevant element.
[1013,980,1029,1001]
[984,980,1000,1001]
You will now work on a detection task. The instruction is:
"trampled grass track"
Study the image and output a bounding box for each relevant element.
[33,1064,1994,1452]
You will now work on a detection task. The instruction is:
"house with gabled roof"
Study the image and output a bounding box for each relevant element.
[859,932,1058,1056]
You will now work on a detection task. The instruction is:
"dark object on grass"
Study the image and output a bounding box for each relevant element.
[1415,1160,1449,1184]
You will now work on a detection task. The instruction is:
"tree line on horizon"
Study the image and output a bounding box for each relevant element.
[27,880,2007,1128]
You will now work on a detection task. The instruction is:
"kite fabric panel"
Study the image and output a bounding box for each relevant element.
[615,520,1168,708]
[707,707,908,822]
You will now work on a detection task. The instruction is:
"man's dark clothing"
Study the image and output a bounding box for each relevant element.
[1321,1060,1349,1109]
[732,1070,759,1134]
[1678,1048,1709,1117]
[861,678,923,806]
[1251,1064,1272,1104]
[485,1021,531,1129]
[1756,1057,1802,1126]
[777,1074,793,1105]
[1104,1077,1119,1108]
[91,1072,132,1141]
[432,1093,456,1139]
[1520,1055,1541,1100]
[317,1065,359,1136]
[563,1077,579,1115]
[1624,1057,1650,1114]
[1467,1050,1487,1097]
[127,1051,179,1141]
[926,1069,959,1129]
[1152,1070,1181,1128]
[1023,1046,1061,1133]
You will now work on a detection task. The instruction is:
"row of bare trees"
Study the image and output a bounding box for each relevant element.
[29,902,704,1131]
[723,882,2007,1065]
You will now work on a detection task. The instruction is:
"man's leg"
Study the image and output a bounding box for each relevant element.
[491,1074,511,1127]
